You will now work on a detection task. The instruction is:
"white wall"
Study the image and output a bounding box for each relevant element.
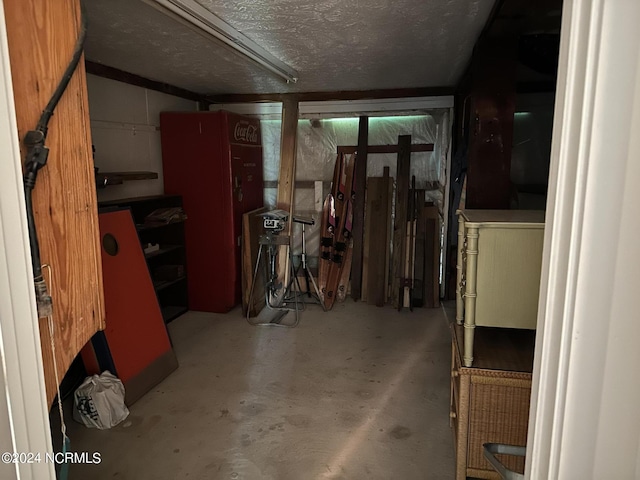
[86,74,197,202]
[527,0,640,478]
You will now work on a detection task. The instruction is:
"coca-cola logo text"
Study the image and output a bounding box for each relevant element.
[233,123,259,143]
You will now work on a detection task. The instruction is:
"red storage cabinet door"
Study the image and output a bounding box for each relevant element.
[226,112,264,305]
[160,111,263,312]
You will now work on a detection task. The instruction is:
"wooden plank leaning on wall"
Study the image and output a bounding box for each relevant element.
[242,207,268,317]
[275,98,299,289]
[391,135,412,309]
[4,0,105,405]
[350,116,368,300]
[364,167,393,307]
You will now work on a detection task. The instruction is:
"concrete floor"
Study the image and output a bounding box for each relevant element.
[64,300,456,479]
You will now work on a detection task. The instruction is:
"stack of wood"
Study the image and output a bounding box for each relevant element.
[360,135,441,310]
[241,135,441,315]
[362,167,393,306]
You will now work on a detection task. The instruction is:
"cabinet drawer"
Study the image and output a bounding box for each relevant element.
[466,378,530,474]
[450,324,533,480]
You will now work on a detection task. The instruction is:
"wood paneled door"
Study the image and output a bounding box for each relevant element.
[4,0,105,404]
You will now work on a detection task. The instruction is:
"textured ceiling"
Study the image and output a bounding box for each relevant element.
[82,0,495,95]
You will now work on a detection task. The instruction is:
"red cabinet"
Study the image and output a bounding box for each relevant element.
[160,111,264,313]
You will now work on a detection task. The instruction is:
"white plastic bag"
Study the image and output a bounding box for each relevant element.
[73,371,129,429]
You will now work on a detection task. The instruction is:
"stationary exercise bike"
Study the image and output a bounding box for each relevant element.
[246,210,324,328]
[246,210,299,327]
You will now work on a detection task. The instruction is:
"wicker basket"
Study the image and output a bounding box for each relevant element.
[450,323,533,480]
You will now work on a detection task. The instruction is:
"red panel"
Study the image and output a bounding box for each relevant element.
[229,145,265,304]
[98,210,173,384]
[160,111,263,312]
[465,38,516,209]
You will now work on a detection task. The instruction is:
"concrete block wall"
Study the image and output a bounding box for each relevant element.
[86,74,197,202]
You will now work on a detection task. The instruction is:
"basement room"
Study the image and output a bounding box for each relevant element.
[2,0,640,479]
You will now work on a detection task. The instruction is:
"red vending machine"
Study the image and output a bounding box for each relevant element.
[160,110,264,313]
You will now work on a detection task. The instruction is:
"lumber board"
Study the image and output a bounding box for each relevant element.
[86,61,207,103]
[424,204,441,308]
[242,207,267,317]
[338,144,433,154]
[384,172,393,304]
[403,177,415,308]
[412,190,426,307]
[362,185,372,302]
[350,116,368,300]
[207,87,455,104]
[276,97,299,214]
[5,0,105,405]
[275,98,299,296]
[366,167,392,307]
[391,135,412,309]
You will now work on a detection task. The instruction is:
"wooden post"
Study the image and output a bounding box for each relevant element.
[276,97,299,218]
[276,97,299,290]
[412,190,426,307]
[365,167,392,307]
[465,38,516,209]
[4,0,105,404]
[424,203,440,308]
[350,116,368,300]
[391,135,412,309]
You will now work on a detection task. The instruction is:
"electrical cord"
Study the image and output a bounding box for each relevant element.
[23,6,87,317]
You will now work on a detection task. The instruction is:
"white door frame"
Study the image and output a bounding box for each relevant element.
[526,0,640,478]
[2,0,640,478]
[0,1,56,478]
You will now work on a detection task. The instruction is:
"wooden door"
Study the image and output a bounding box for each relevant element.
[4,0,105,404]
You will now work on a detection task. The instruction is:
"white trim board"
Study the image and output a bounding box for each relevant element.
[527,0,640,478]
[210,101,282,117]
[211,96,454,119]
[0,0,56,478]
[299,96,454,117]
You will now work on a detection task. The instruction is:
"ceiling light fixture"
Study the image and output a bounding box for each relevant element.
[143,0,298,83]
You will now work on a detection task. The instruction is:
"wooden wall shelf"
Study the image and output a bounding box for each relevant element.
[99,171,159,186]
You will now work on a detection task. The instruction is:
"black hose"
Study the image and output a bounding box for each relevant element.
[24,187,41,276]
[23,5,87,314]
[36,6,87,135]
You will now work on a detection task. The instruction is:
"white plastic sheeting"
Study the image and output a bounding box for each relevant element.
[262,111,452,210]
[260,111,452,261]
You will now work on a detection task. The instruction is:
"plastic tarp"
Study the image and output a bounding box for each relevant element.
[262,111,451,208]
[260,111,452,260]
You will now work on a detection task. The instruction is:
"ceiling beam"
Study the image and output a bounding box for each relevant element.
[85,61,210,104]
[207,87,455,104]
[85,61,455,105]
